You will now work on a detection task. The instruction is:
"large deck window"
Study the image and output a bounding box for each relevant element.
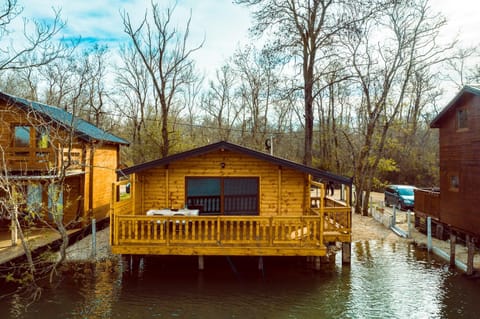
[186,177,259,216]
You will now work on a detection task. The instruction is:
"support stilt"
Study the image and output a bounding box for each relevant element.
[258,256,264,271]
[466,237,475,276]
[198,255,204,271]
[449,233,456,267]
[342,242,351,264]
[314,256,321,271]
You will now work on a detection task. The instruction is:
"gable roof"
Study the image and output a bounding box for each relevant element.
[119,141,352,185]
[430,85,480,128]
[0,91,129,145]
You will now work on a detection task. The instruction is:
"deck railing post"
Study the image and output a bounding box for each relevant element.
[166,218,170,246]
[269,216,274,246]
[216,216,221,243]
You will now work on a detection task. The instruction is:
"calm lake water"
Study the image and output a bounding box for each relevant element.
[1,240,479,319]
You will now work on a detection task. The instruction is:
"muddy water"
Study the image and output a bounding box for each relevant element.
[2,240,479,319]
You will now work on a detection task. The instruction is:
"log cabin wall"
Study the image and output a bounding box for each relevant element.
[135,149,309,216]
[88,144,121,221]
[438,93,480,236]
[0,98,125,226]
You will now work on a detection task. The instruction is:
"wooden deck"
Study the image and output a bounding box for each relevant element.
[110,206,351,257]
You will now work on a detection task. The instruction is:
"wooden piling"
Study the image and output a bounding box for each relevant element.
[449,233,456,267]
[258,256,264,271]
[342,242,351,264]
[314,256,321,270]
[466,237,475,276]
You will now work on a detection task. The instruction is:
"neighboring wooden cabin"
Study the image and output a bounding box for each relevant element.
[414,85,480,274]
[0,91,129,228]
[110,141,353,266]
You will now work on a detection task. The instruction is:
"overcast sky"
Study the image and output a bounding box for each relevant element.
[14,0,480,84]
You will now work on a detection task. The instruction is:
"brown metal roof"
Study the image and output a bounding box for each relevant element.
[118,141,352,185]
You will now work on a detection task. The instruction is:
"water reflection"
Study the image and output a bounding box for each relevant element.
[1,240,479,319]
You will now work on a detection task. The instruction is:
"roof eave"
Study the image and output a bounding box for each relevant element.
[431,85,480,128]
[118,141,352,186]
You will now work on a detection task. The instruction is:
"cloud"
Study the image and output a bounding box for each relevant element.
[18,0,251,77]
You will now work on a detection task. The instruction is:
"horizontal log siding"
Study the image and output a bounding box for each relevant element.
[0,102,86,172]
[137,149,308,217]
[280,168,306,216]
[141,168,168,211]
[91,145,119,221]
[437,94,480,236]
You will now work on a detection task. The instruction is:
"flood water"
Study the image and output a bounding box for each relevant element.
[1,240,479,319]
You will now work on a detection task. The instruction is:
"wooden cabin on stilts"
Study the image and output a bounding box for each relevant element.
[110,141,353,270]
[414,85,480,275]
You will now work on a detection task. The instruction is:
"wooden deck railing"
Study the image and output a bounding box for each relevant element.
[110,207,351,256]
[5,147,83,172]
[414,188,440,219]
[112,215,324,247]
[6,147,55,170]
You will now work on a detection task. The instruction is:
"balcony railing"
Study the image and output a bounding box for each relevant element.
[6,147,55,171]
[5,147,83,172]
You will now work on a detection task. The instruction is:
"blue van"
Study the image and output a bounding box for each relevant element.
[384,185,415,210]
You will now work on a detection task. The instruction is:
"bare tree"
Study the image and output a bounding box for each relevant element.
[0,0,65,72]
[114,45,151,164]
[233,45,280,149]
[342,0,453,215]
[235,0,379,166]
[200,63,239,141]
[121,2,203,157]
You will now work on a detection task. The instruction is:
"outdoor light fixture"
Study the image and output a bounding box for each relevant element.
[221,162,225,168]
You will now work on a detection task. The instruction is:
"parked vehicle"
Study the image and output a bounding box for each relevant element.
[384,185,415,210]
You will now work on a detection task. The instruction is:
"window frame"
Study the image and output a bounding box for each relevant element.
[185,176,259,216]
[448,173,460,192]
[12,124,50,149]
[456,108,468,131]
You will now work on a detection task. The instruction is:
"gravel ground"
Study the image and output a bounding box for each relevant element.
[63,227,114,262]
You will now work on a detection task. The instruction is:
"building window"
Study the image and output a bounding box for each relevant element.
[186,177,259,215]
[14,126,31,147]
[449,174,459,192]
[36,126,49,148]
[456,109,468,130]
[13,125,49,148]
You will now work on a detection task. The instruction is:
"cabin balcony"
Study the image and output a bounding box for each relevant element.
[4,147,83,173]
[110,197,351,257]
